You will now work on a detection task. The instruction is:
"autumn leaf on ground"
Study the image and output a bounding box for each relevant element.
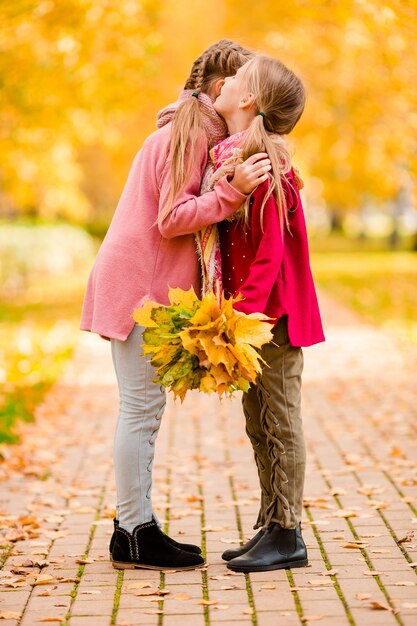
[127,582,153,590]
[332,509,358,518]
[398,531,414,543]
[307,579,334,587]
[343,542,369,549]
[356,593,371,600]
[198,599,219,606]
[369,601,397,613]
[37,617,65,622]
[0,612,21,619]
[362,570,384,576]
[394,581,415,586]
[134,589,170,597]
[31,574,56,586]
[174,593,191,600]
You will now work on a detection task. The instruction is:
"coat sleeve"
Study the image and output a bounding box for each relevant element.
[157,132,247,239]
[233,182,284,315]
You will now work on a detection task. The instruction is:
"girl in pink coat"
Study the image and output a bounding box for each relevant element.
[209,56,325,572]
[80,41,271,571]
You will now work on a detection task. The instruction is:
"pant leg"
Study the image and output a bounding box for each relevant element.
[111,324,166,533]
[242,384,274,529]
[256,315,306,529]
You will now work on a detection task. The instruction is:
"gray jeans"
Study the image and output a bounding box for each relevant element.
[111,324,166,533]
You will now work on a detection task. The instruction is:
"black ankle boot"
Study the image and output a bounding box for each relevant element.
[227,523,308,573]
[222,529,265,561]
[111,519,205,570]
[109,518,202,555]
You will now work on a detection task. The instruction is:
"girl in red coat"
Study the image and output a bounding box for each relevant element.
[212,55,325,572]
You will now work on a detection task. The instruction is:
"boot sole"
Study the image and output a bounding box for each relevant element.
[227,558,308,573]
[111,558,206,571]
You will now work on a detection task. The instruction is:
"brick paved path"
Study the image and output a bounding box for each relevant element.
[1,289,417,626]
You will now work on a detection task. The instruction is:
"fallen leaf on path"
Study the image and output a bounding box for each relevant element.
[127,582,152,590]
[174,593,191,600]
[362,570,383,576]
[31,573,56,586]
[356,593,371,600]
[301,616,323,622]
[220,584,239,590]
[75,558,94,564]
[332,509,357,518]
[44,531,68,539]
[398,531,414,543]
[343,542,368,549]
[332,534,345,540]
[369,500,389,509]
[144,609,163,615]
[0,612,21,619]
[57,577,80,583]
[243,608,254,615]
[408,562,417,567]
[260,584,276,589]
[321,570,338,576]
[394,581,415,586]
[307,579,334,587]
[369,601,395,612]
[135,589,170,597]
[37,618,65,623]
[198,599,218,606]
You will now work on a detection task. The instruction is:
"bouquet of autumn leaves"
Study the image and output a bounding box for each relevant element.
[133,287,274,401]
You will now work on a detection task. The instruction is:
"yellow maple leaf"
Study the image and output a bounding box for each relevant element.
[234,314,274,348]
[168,286,199,308]
[132,300,160,327]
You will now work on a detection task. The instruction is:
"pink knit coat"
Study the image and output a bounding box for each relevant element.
[80,93,246,340]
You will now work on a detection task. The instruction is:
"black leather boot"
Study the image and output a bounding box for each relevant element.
[227,524,308,573]
[109,518,202,555]
[111,519,205,570]
[222,529,265,561]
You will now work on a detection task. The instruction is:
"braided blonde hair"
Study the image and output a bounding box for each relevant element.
[161,40,253,222]
[240,55,306,233]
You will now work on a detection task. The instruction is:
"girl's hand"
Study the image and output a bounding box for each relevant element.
[229,153,271,195]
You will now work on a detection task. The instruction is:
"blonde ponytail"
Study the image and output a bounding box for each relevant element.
[241,115,292,233]
[240,55,306,234]
[159,96,205,225]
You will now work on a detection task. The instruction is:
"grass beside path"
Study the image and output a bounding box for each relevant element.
[0,222,98,443]
[311,249,417,345]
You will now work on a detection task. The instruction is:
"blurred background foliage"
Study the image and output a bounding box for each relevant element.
[1,0,417,441]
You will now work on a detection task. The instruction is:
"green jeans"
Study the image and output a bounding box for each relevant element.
[242,314,306,530]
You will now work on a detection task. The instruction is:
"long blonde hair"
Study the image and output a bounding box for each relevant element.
[161,40,253,222]
[240,55,306,233]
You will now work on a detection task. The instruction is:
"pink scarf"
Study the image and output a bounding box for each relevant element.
[156,90,227,149]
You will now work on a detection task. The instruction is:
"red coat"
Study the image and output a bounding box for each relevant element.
[219,169,325,347]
